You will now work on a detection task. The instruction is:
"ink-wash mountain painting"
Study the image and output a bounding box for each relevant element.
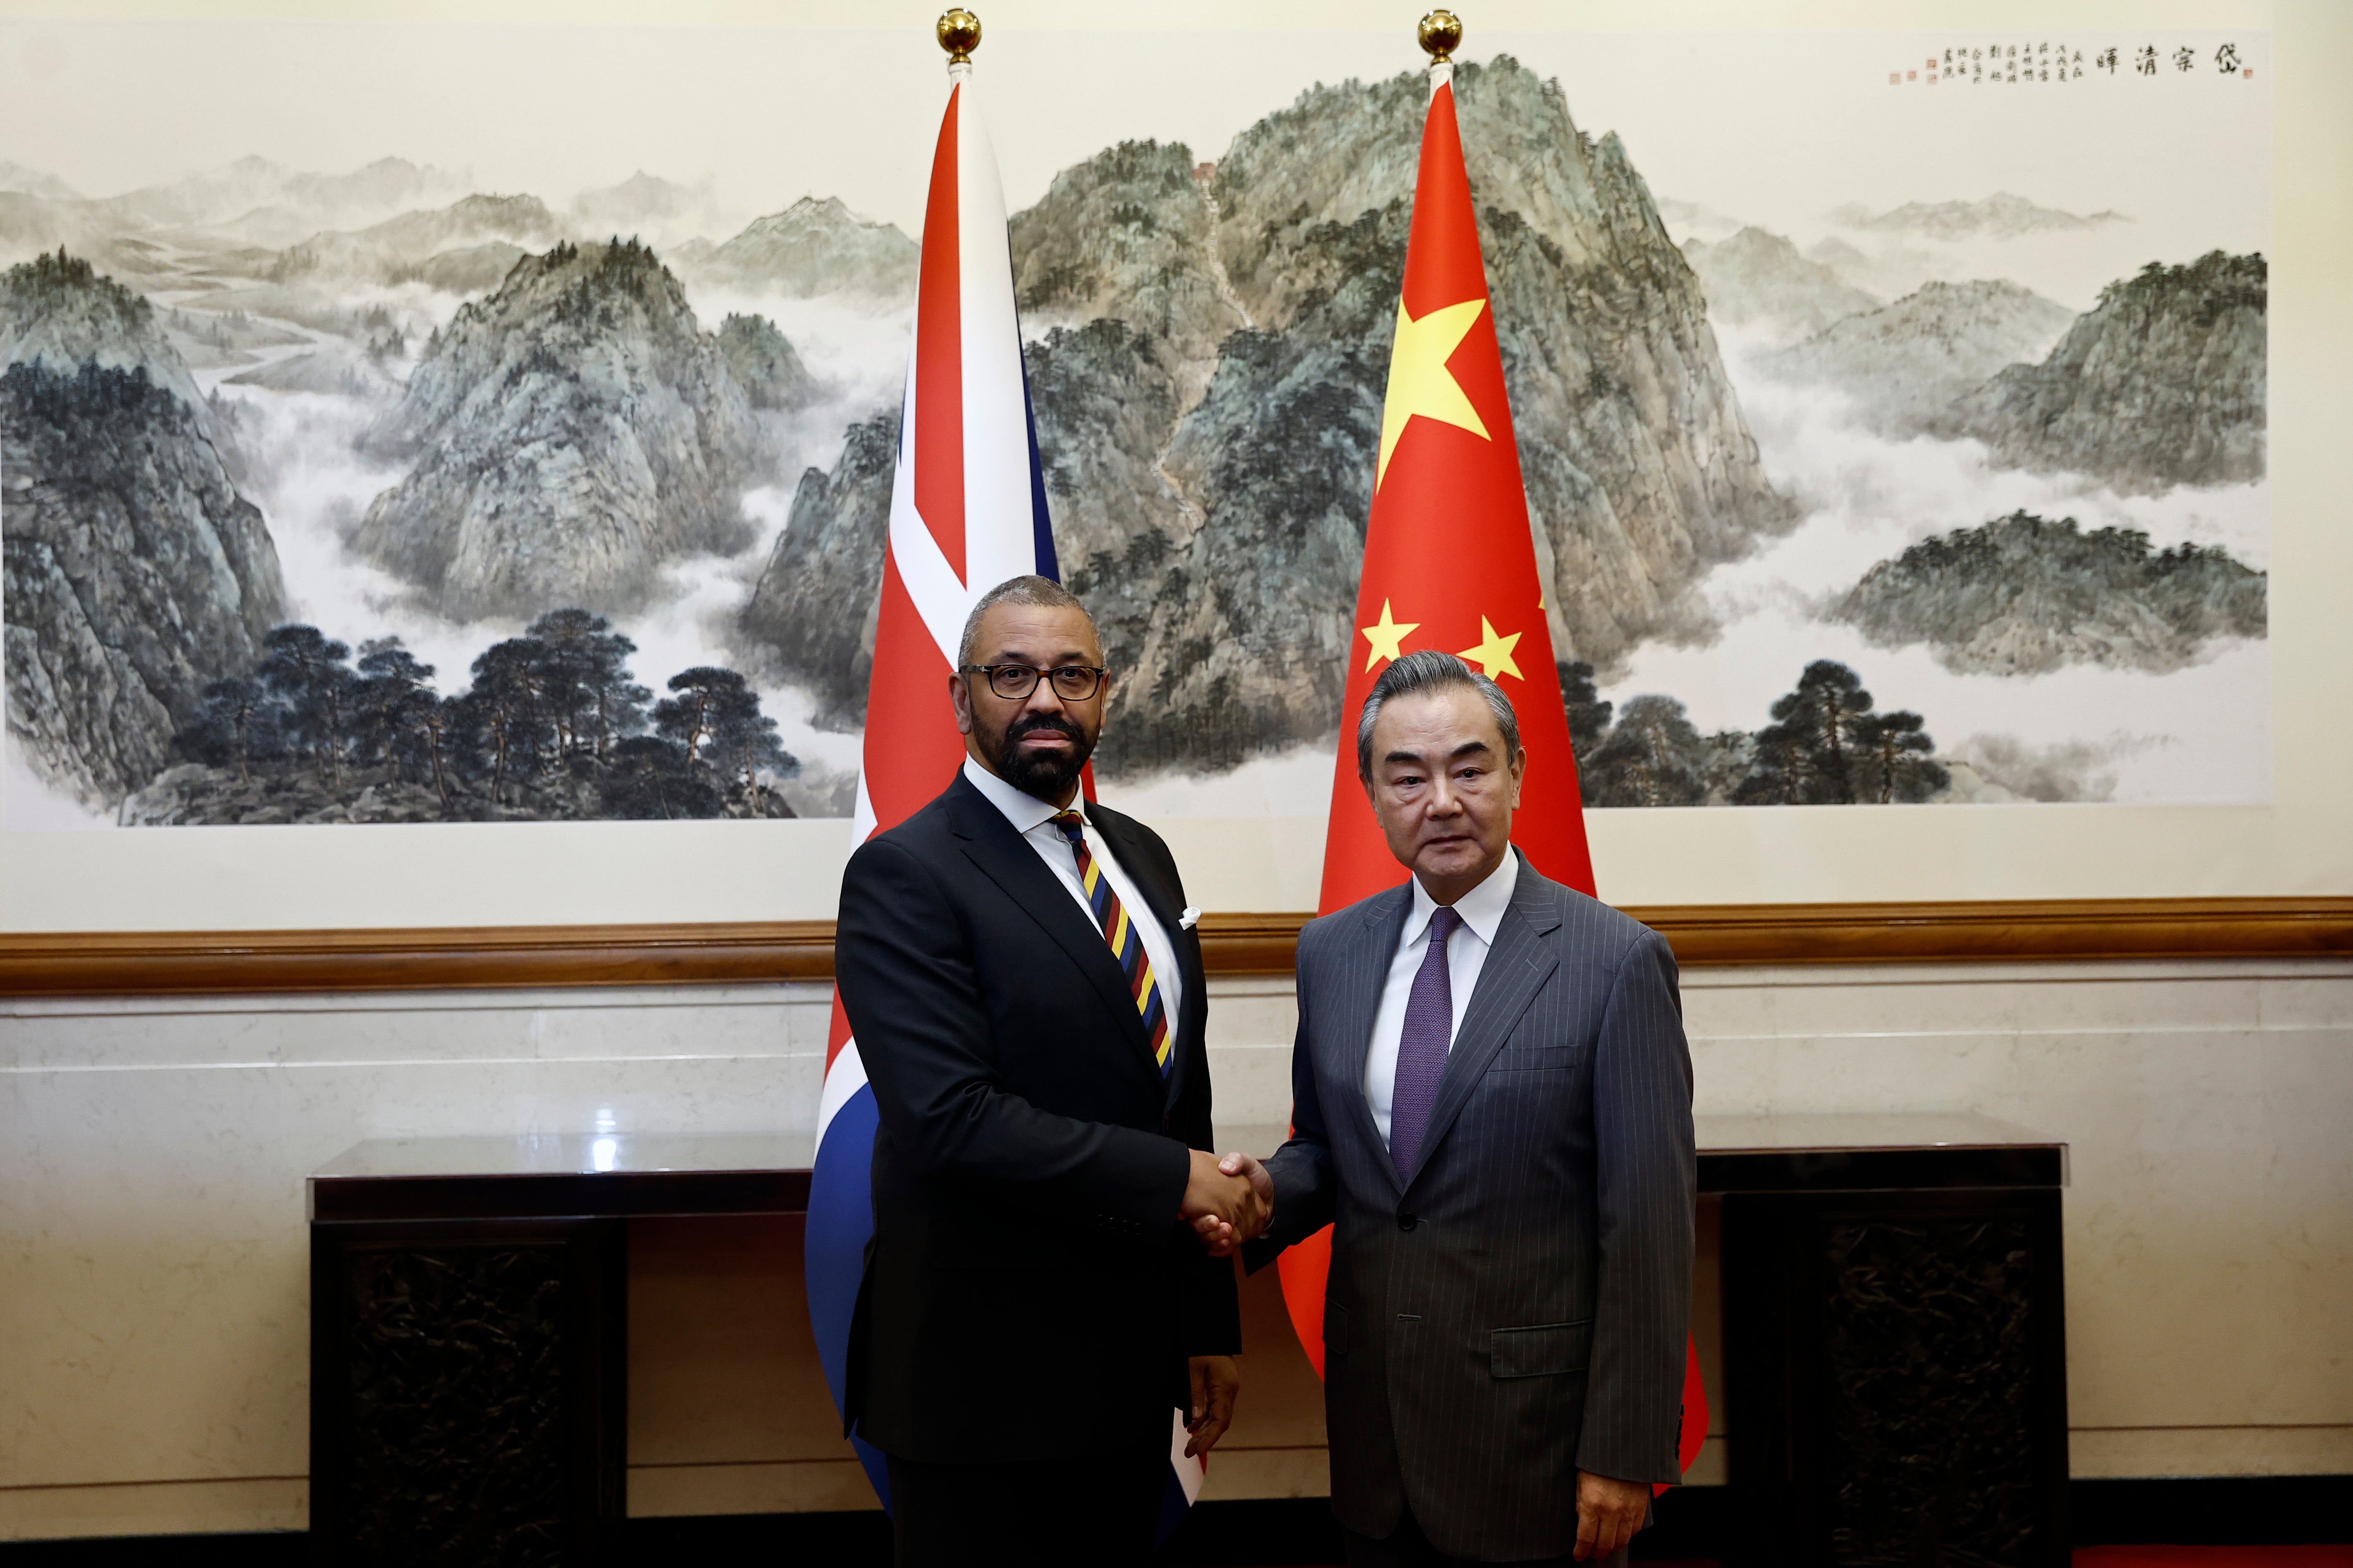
[0,24,2270,826]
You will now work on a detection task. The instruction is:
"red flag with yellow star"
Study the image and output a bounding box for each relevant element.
[1278,65,1709,1498]
[1318,72,1593,912]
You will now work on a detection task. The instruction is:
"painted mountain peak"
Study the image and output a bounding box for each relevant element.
[1758,279,2075,438]
[1835,510,2264,676]
[2,252,287,806]
[691,196,919,300]
[0,246,213,424]
[1681,225,1884,342]
[573,171,710,220]
[268,192,568,286]
[0,162,79,202]
[353,237,775,621]
[1837,191,2131,241]
[107,155,472,234]
[1949,251,2266,493]
[570,171,740,248]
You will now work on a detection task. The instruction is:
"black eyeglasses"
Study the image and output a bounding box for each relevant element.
[960,664,1108,701]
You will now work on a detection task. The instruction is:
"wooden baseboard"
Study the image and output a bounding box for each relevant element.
[0,898,2346,997]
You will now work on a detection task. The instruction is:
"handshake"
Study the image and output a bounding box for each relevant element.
[1180,1149,1274,1258]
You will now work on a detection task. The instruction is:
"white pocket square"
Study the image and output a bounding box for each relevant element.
[1179,907,1202,931]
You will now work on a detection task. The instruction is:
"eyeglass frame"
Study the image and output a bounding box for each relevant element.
[958,662,1111,702]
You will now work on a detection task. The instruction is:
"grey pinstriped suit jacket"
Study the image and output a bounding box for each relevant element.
[1244,854,1695,1561]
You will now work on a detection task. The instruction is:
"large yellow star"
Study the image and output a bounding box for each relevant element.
[1456,617,1524,681]
[1359,599,1419,671]
[1376,296,1491,490]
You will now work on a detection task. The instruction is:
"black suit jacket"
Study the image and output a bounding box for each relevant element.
[834,770,1240,1462]
[1244,857,1695,1559]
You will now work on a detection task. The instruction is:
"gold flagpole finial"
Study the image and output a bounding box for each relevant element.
[1417,10,1463,64]
[938,9,982,66]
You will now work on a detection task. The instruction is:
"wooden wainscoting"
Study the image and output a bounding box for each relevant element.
[0,898,2348,997]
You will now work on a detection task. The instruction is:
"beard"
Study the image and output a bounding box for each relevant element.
[991,710,1096,802]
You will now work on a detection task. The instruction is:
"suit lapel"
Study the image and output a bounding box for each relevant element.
[1404,858,1564,1189]
[1088,804,1202,1109]
[945,778,1160,1089]
[1336,884,1413,1195]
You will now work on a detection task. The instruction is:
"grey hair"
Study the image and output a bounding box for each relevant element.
[956,575,1095,668]
[1355,649,1523,781]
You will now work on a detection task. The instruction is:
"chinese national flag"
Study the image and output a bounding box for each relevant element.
[1314,73,1591,913]
[1276,70,1708,1496]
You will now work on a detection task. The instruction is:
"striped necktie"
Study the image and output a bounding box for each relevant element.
[1050,810,1172,1078]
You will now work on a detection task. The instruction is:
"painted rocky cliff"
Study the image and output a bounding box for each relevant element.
[2,252,288,806]
[354,238,780,620]
[1947,251,2266,494]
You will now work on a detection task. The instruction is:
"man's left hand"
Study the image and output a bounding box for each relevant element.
[1184,1355,1239,1458]
[1573,1470,1649,1561]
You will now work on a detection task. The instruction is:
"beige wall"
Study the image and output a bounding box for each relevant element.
[3,960,2346,1539]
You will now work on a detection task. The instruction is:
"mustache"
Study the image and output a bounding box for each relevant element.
[1007,714,1085,746]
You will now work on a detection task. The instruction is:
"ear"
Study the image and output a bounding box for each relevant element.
[948,669,975,737]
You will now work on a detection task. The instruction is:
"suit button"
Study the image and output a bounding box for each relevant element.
[1397,1211,1419,1232]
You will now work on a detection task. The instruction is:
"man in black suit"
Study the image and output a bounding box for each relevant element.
[1203,651,1695,1568]
[834,575,1266,1568]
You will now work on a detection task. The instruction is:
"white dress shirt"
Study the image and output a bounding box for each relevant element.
[1362,851,1520,1147]
[961,758,1186,1040]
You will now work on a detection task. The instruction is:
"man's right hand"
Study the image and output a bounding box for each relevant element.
[1187,1151,1273,1256]
[1180,1148,1269,1246]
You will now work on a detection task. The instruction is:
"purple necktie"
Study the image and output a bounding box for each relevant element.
[1389,905,1462,1182]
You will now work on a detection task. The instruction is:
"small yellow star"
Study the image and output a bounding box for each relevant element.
[1455,616,1524,681]
[1376,296,1492,490]
[1359,599,1419,671]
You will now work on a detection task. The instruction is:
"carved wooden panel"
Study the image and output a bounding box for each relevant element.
[1820,1217,2040,1568]
[311,1219,623,1567]
[1722,1189,2069,1568]
[341,1243,573,1565]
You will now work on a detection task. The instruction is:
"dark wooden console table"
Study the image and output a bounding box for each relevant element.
[308,1114,2066,1567]
[1701,1113,2072,1568]
[306,1134,812,1565]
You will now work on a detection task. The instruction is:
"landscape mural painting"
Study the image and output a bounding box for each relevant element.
[0,23,2270,827]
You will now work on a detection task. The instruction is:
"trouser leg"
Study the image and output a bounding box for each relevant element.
[887,1436,1166,1568]
[1342,1499,1630,1568]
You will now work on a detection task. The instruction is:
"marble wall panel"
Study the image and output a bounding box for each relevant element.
[0,982,828,1536]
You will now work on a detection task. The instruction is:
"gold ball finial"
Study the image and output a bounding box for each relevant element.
[1417,9,1462,63]
[937,9,981,64]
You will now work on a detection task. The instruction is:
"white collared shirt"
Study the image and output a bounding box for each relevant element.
[1362,851,1520,1147]
[961,758,1186,1041]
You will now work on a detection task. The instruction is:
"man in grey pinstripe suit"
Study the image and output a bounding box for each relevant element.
[1207,651,1695,1567]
